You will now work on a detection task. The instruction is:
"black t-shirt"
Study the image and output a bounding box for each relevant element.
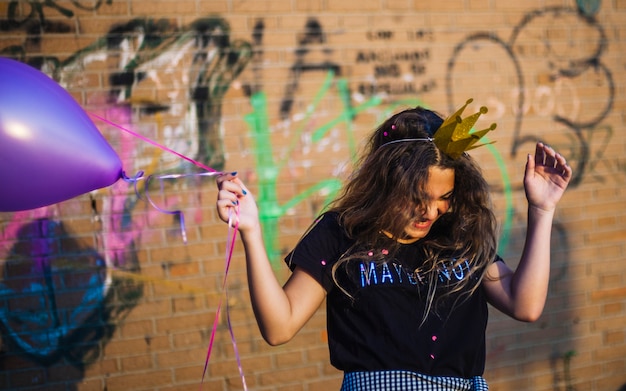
[285,212,500,378]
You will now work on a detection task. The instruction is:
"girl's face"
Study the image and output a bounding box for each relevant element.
[403,166,454,240]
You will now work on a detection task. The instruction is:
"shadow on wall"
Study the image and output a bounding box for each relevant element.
[0,218,142,389]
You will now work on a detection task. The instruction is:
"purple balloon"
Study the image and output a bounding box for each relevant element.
[0,57,122,211]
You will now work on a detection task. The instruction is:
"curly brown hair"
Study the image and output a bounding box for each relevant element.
[326,106,498,320]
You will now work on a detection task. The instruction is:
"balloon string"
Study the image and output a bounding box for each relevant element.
[91,112,245,387]
[122,171,224,244]
[200,205,246,390]
[91,112,225,242]
[145,174,188,243]
[227,289,248,390]
[89,112,219,173]
[225,208,247,390]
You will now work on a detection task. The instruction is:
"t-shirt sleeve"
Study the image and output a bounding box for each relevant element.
[284,213,350,292]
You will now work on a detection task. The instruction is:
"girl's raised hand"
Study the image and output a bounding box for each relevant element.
[523,142,573,212]
[216,172,260,232]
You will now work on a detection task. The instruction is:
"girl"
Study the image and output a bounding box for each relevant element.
[215,103,572,390]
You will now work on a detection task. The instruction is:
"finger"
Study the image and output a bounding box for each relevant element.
[525,152,535,179]
[562,164,573,179]
[227,180,248,198]
[217,176,248,198]
[217,196,237,208]
[216,197,238,223]
[534,142,546,165]
[218,189,239,206]
[537,143,563,168]
[231,177,250,197]
[555,153,572,179]
[553,152,564,167]
[544,152,558,169]
[216,171,238,187]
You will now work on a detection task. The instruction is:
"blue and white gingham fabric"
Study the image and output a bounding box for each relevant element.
[340,370,489,391]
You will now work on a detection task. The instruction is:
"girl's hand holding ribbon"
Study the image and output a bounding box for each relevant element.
[216,172,259,233]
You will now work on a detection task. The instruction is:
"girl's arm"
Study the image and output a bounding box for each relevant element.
[216,173,326,345]
[483,142,572,322]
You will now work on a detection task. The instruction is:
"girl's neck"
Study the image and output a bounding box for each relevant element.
[381,230,420,244]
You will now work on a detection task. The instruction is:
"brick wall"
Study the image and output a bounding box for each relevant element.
[1,0,625,390]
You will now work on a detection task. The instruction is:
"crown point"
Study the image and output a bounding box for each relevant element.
[432,98,497,159]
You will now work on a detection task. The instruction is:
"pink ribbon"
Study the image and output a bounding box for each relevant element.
[90,113,220,173]
[200,206,247,390]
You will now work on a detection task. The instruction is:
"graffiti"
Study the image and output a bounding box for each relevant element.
[245,83,381,262]
[366,30,394,40]
[446,3,612,387]
[2,14,251,170]
[241,18,480,264]
[0,0,112,31]
[0,217,141,368]
[407,29,435,42]
[0,0,114,64]
[189,18,252,169]
[65,16,250,171]
[446,6,614,187]
[243,18,381,262]
[577,0,602,16]
[354,26,436,99]
[0,11,251,385]
[279,18,342,120]
[547,345,583,390]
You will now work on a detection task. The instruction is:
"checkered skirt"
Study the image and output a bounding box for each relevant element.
[340,370,489,391]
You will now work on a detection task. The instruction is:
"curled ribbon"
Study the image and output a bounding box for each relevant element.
[90,113,247,390]
[200,206,247,391]
[122,170,224,243]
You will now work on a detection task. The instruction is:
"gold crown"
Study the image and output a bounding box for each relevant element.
[433,98,497,159]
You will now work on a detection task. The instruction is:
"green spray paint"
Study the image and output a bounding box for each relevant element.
[484,138,514,252]
[244,70,381,264]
